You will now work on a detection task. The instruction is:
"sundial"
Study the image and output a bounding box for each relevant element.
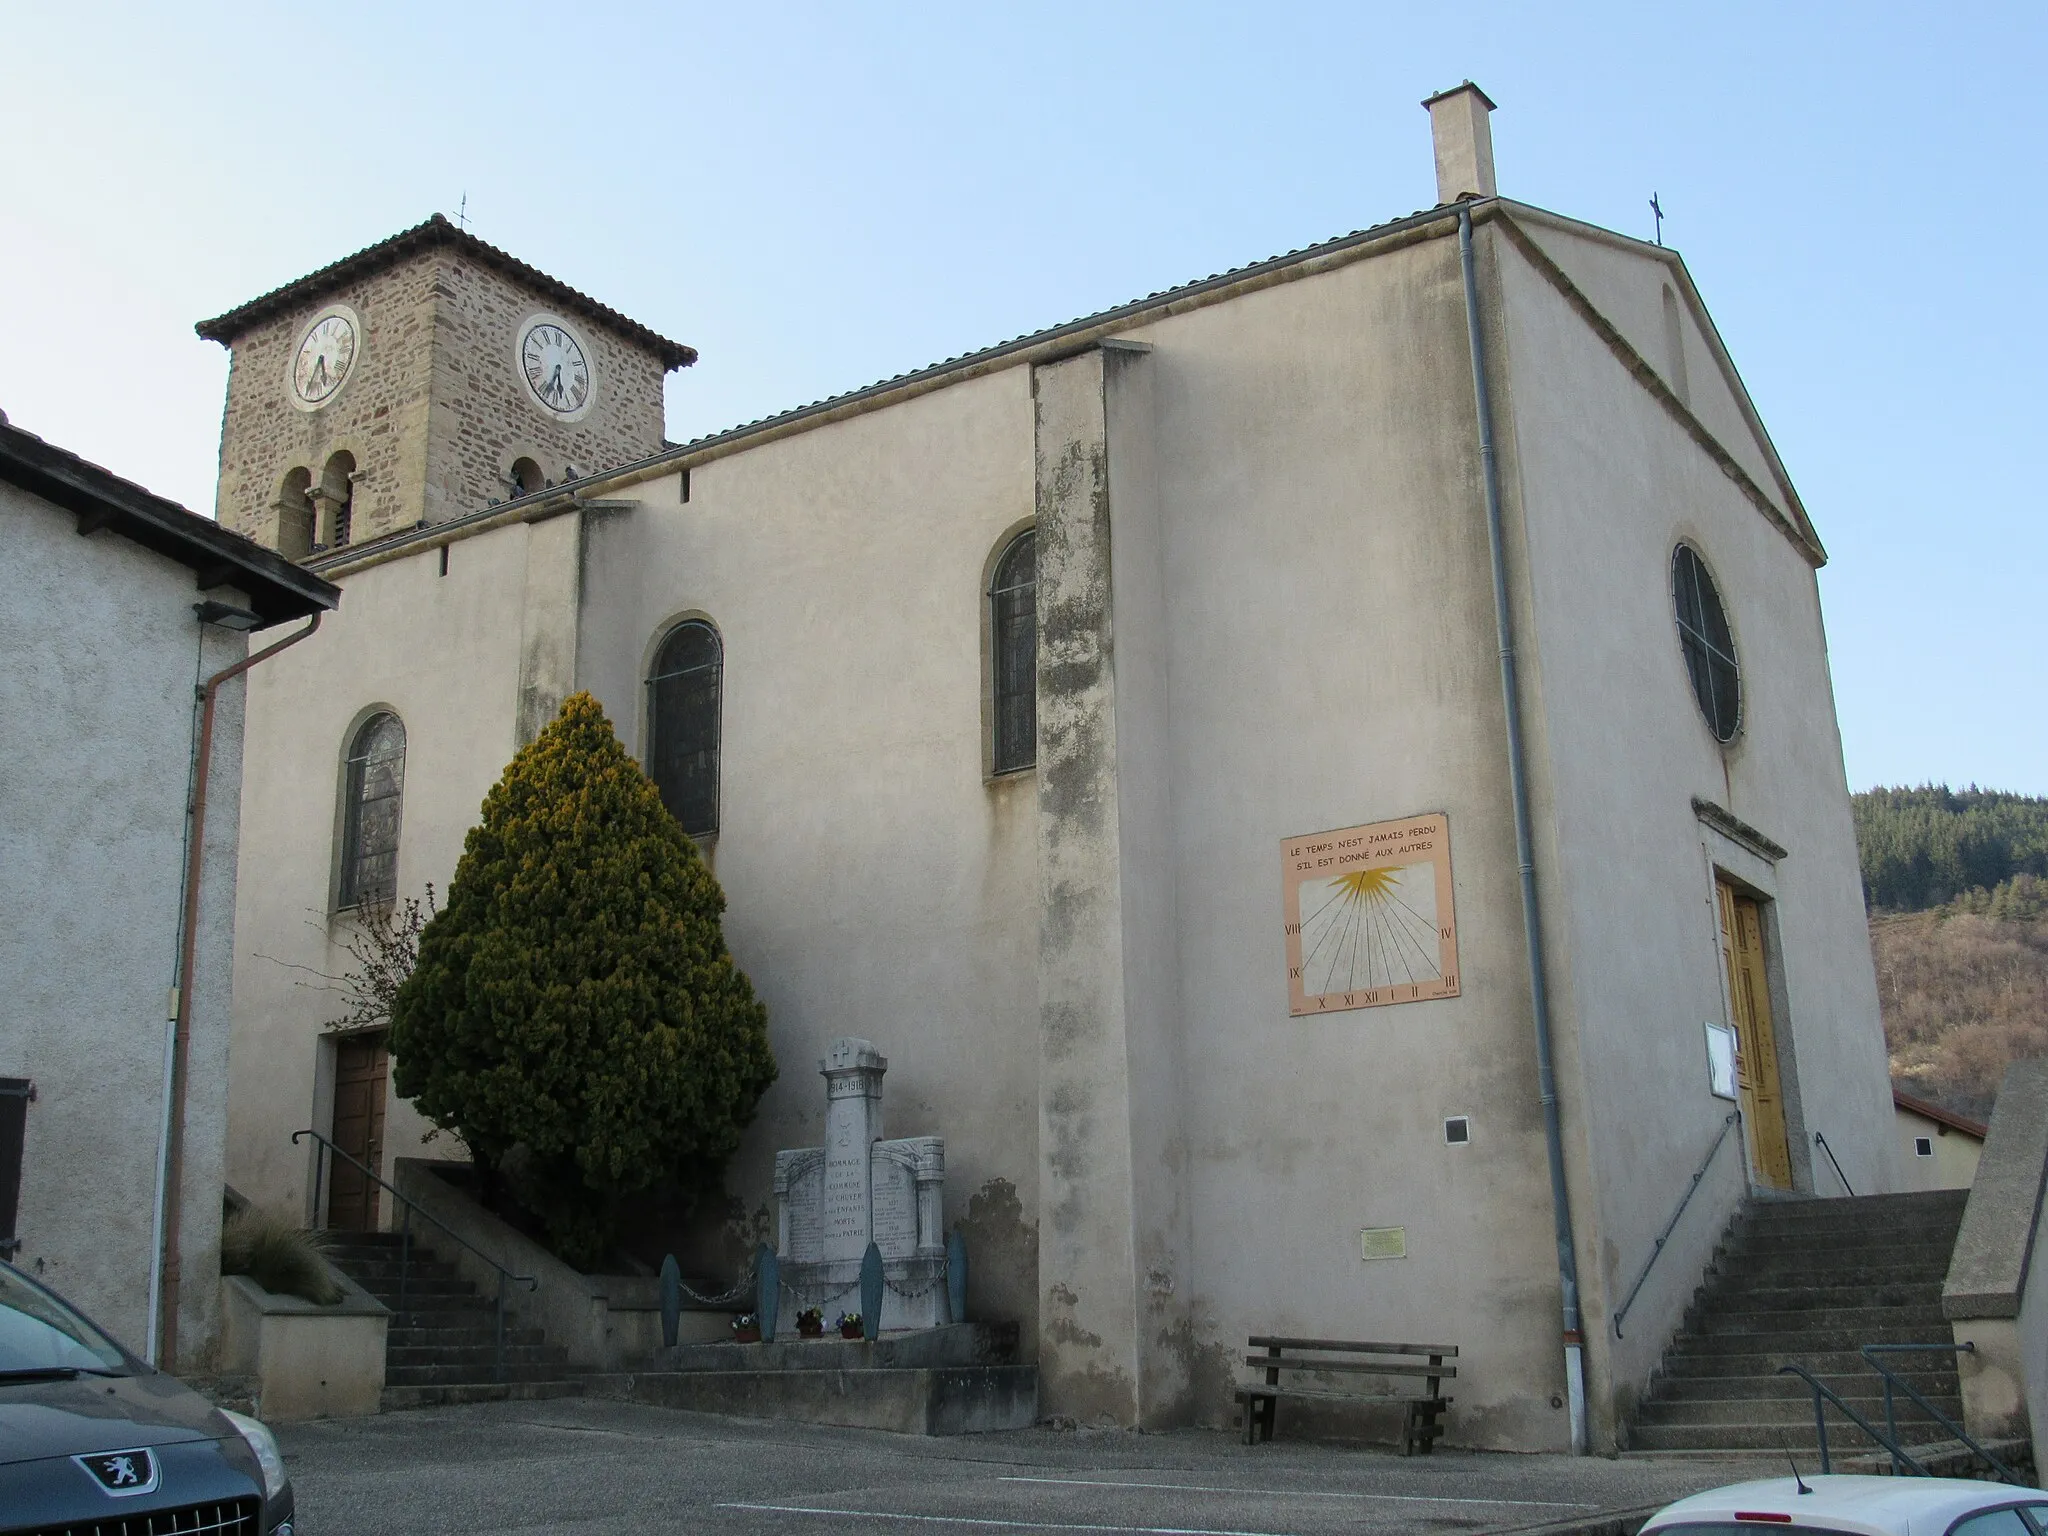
[1281,812,1460,1015]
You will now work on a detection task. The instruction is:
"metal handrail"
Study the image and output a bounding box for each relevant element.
[1777,1363,1932,1476]
[1862,1342,2024,1484]
[1814,1131,1856,1196]
[1614,1109,1742,1339]
[294,1128,538,1383]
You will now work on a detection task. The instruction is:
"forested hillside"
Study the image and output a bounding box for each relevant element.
[1854,785,2048,911]
[1853,787,2048,1118]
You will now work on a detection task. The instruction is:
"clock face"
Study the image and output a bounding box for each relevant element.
[290,309,359,408]
[519,318,593,417]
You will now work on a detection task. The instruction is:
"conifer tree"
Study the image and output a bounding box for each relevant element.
[390,692,775,1266]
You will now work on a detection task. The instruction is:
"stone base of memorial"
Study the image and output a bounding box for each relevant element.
[773,1038,954,1338]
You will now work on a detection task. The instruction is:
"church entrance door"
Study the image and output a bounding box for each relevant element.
[1716,880,1794,1190]
[329,1032,389,1230]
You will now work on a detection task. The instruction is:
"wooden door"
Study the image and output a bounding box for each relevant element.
[328,1033,388,1230]
[1716,881,1794,1190]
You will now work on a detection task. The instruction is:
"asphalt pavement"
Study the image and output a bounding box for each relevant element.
[277,1397,1781,1535]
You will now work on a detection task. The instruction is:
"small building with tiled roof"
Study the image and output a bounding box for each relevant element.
[0,409,337,1373]
[1894,1085,1989,1191]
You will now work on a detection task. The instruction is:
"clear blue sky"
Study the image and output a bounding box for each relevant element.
[2,2,2040,794]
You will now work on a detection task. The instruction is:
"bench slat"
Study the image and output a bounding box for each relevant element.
[1247,1336,1457,1357]
[1236,1386,1452,1405]
[1244,1356,1455,1378]
[1244,1355,1456,1378]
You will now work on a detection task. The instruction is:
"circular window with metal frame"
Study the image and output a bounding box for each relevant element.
[1671,544,1740,743]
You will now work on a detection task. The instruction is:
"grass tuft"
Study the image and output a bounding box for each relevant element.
[220,1210,343,1305]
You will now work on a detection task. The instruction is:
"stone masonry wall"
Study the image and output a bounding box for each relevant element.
[211,258,438,548]
[212,246,670,551]
[422,253,668,525]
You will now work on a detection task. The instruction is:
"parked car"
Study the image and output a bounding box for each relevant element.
[1643,1475,2048,1534]
[0,1259,293,1535]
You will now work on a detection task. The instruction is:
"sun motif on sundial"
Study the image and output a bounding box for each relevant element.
[1281,813,1460,1016]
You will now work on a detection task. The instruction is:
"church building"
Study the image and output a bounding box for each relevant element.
[206,86,1899,1451]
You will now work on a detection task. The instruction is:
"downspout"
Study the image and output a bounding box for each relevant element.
[1456,202,1588,1454]
[157,611,321,1370]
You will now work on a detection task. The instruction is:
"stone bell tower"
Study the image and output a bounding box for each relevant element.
[197,215,694,559]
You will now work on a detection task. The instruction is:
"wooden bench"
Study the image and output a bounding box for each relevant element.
[1234,1336,1456,1454]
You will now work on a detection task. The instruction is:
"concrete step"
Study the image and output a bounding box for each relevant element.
[1658,1348,1960,1379]
[387,1325,550,1349]
[375,1304,507,1329]
[1669,1323,1957,1356]
[334,1261,471,1285]
[348,1280,482,1303]
[585,1364,1038,1436]
[1721,1257,1958,1288]
[1634,1395,1965,1428]
[1630,1420,1885,1453]
[1695,1318,1949,1343]
[645,1323,1021,1376]
[1647,1371,1959,1402]
[1720,1237,1959,1268]
[386,1342,568,1370]
[385,1359,579,1387]
[380,1379,584,1412]
[1696,1281,1944,1310]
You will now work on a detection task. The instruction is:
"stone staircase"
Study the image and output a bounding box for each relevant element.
[1629,1190,1969,1455]
[325,1230,582,1410]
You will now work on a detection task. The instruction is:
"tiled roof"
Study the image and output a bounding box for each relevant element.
[1893,1087,1989,1140]
[195,214,696,369]
[0,410,338,626]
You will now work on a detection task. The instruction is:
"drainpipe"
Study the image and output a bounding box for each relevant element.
[1456,202,1589,1454]
[156,611,321,1370]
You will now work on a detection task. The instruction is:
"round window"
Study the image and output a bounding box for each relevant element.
[1672,545,1740,742]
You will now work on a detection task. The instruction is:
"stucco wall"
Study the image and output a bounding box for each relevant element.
[1897,1106,1982,1192]
[574,369,1045,1332]
[1060,231,1572,1445]
[1495,215,1897,1438]
[225,523,536,1218]
[0,482,246,1363]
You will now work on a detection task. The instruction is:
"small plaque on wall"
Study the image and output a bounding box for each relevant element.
[1281,813,1460,1015]
[1360,1227,1408,1261]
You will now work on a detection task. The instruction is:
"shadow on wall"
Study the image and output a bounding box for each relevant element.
[958,1178,1036,1339]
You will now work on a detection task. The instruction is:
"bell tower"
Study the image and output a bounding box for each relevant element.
[198,215,694,557]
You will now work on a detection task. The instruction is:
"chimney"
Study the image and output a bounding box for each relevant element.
[1422,81,1498,204]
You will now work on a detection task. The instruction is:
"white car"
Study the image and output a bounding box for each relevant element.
[1643,1476,2048,1535]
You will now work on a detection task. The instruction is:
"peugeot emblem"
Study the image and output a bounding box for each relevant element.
[75,1447,160,1497]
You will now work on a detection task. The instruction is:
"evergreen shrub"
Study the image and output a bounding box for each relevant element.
[390,693,775,1267]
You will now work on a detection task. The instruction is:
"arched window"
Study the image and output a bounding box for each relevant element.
[1672,544,1740,743]
[339,713,406,908]
[647,621,722,836]
[276,468,315,560]
[510,457,545,496]
[317,451,356,549]
[989,530,1036,774]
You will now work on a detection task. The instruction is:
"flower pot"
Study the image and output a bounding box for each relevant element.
[839,1322,864,1340]
[797,1320,823,1338]
[732,1326,761,1344]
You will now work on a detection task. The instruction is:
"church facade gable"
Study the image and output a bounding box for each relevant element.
[1504,210,1820,559]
